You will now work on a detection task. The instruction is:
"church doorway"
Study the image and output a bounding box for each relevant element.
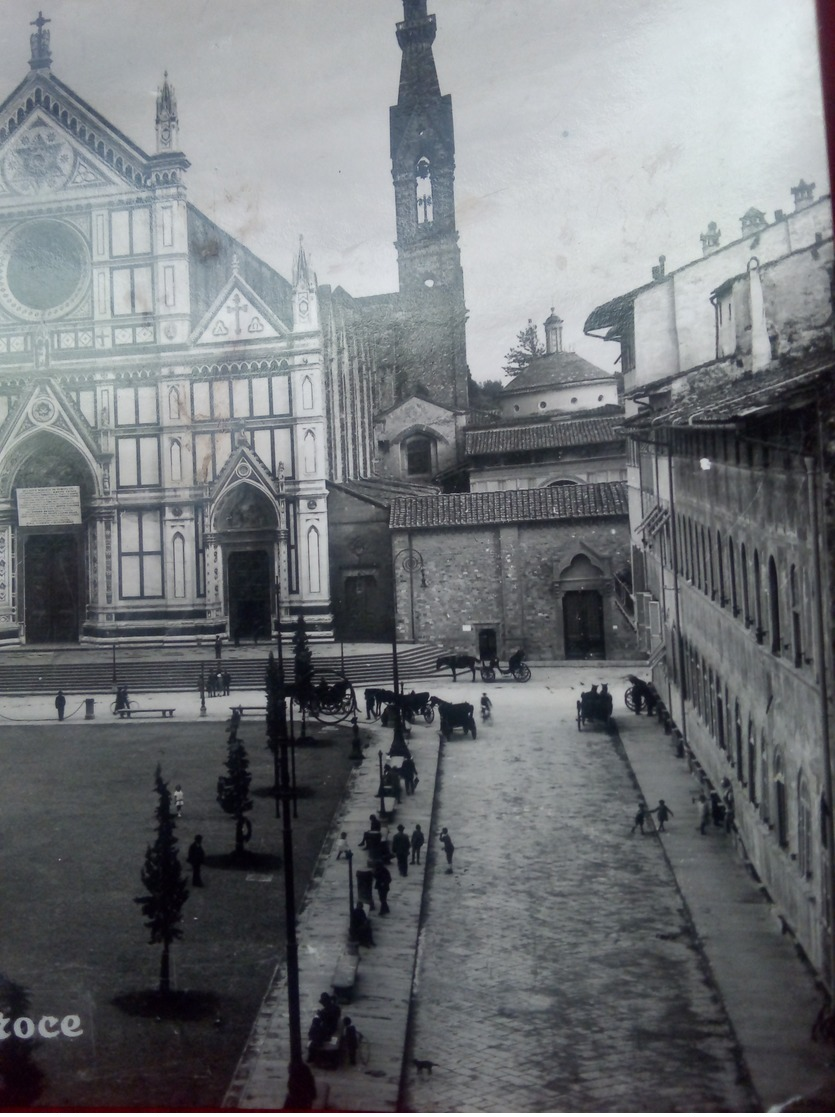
[23,531,82,643]
[228,550,272,643]
[343,573,388,640]
[563,590,605,659]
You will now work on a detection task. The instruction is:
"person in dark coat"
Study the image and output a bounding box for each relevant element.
[343,1017,360,1066]
[373,861,392,914]
[349,903,374,947]
[284,1058,317,1110]
[214,634,223,661]
[187,834,205,886]
[222,669,231,696]
[410,823,425,865]
[391,824,410,876]
[399,755,418,795]
[54,690,66,721]
[439,827,455,873]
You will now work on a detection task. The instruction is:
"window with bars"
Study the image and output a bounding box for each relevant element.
[119,510,163,598]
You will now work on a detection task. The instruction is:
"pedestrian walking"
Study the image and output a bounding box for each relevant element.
[222,669,231,696]
[214,634,223,661]
[335,832,350,860]
[722,778,735,833]
[54,690,66,721]
[709,789,725,827]
[480,692,492,720]
[227,707,241,743]
[173,784,184,817]
[410,823,425,864]
[392,823,410,876]
[695,793,710,834]
[187,833,205,886]
[373,861,392,914]
[399,755,417,795]
[439,827,455,873]
[653,799,673,832]
[630,801,651,834]
[349,902,374,947]
[343,1017,361,1066]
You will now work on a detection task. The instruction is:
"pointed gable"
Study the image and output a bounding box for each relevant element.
[191,273,289,346]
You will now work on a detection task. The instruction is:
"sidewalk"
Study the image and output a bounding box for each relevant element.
[614,710,835,1110]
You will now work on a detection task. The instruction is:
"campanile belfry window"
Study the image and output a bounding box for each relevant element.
[416,157,433,224]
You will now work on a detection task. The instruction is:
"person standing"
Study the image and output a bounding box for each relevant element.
[391,824,410,876]
[343,1017,360,1066]
[335,832,350,860]
[173,784,184,818]
[653,799,673,832]
[399,755,417,795]
[214,634,223,661]
[187,834,205,886]
[373,861,392,914]
[439,827,455,873]
[630,801,651,834]
[54,690,66,721]
[695,794,710,835]
[222,669,231,696]
[410,823,425,865]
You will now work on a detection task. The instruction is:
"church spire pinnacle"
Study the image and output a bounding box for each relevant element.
[155,71,179,152]
[29,11,52,71]
[395,0,440,104]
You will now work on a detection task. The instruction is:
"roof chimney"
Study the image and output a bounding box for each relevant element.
[790,179,815,211]
[544,307,563,354]
[651,255,666,282]
[700,221,721,256]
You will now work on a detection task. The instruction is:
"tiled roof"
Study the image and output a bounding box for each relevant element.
[390,481,628,530]
[465,416,624,456]
[504,351,612,392]
[328,477,439,509]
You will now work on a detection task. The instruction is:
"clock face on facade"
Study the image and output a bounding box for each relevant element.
[0,219,90,320]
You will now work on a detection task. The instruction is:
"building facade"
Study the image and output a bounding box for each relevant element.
[585,184,835,982]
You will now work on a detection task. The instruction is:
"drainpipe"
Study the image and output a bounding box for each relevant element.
[806,450,835,995]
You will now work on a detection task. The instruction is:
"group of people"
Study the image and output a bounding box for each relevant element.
[204,668,231,698]
[306,992,362,1066]
[631,799,674,834]
[377,756,419,803]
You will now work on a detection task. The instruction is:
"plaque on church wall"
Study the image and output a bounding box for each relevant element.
[16,485,82,526]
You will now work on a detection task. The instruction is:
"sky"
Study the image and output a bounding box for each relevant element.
[0,0,828,382]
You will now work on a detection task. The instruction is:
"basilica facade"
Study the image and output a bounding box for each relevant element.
[0,3,469,646]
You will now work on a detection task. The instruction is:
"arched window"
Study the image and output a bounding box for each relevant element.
[790,565,803,668]
[415,156,433,224]
[774,750,788,848]
[753,550,764,643]
[170,439,182,482]
[172,532,186,598]
[728,537,738,616]
[301,376,314,410]
[168,386,181,420]
[768,556,781,655]
[740,543,750,627]
[798,774,812,878]
[405,436,432,476]
[303,430,316,474]
[307,525,321,593]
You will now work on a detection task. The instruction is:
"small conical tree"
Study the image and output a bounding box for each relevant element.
[217,741,254,857]
[134,765,189,994]
[292,614,313,699]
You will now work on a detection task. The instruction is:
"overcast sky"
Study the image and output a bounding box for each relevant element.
[0,0,829,381]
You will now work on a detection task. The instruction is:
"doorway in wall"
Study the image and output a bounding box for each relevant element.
[24,532,82,643]
[228,550,271,643]
[563,590,605,659]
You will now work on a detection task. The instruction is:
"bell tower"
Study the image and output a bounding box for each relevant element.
[389,0,468,410]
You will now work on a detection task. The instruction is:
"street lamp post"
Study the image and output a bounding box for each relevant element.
[346,848,354,918]
[388,546,427,757]
[199,662,207,717]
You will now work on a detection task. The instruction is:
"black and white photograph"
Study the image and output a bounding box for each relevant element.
[0,0,832,1110]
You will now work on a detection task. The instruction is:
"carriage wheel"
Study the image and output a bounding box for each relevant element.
[513,665,532,682]
[624,686,637,712]
[480,665,496,682]
[423,706,435,724]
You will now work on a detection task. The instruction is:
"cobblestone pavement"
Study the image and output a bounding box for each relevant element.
[404,667,756,1113]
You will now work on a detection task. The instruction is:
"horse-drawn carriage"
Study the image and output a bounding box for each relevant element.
[294,675,357,722]
[479,649,531,683]
[431,696,477,739]
[576,685,614,729]
[624,675,659,715]
[364,688,434,724]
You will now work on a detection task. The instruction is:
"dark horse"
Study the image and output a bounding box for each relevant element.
[435,654,478,682]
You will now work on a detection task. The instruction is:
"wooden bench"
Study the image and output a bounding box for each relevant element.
[308,1018,345,1070]
[116,708,175,719]
[230,706,266,718]
[331,949,360,1004]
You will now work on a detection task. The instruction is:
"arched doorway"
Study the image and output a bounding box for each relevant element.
[559,553,606,659]
[11,437,95,644]
[213,483,278,643]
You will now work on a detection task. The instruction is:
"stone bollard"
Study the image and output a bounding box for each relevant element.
[84,697,95,720]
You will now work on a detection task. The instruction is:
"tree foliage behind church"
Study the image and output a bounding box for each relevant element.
[503,320,545,378]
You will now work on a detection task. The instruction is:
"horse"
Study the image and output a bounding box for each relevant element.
[435,654,478,682]
[364,687,397,719]
[400,691,431,722]
[430,697,477,739]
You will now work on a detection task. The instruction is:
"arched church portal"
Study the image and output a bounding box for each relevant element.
[560,553,606,660]
[214,483,278,643]
[10,437,96,644]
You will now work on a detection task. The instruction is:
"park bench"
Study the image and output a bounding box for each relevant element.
[308,1017,345,1070]
[331,948,360,1004]
[230,705,266,718]
[116,708,175,718]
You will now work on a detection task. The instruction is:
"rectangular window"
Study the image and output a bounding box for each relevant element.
[111,210,131,257]
[274,428,293,476]
[115,388,135,425]
[119,510,163,598]
[212,381,230,420]
[112,269,133,315]
[253,429,272,468]
[194,433,214,483]
[116,436,160,487]
[214,432,232,474]
[195,506,205,597]
[133,267,153,314]
[136,386,158,424]
[163,265,176,308]
[132,208,152,254]
[77,391,96,427]
[251,377,270,415]
[192,382,211,421]
[272,376,290,415]
[232,379,250,418]
[161,205,174,248]
[96,272,108,315]
[112,266,154,316]
[95,213,106,257]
